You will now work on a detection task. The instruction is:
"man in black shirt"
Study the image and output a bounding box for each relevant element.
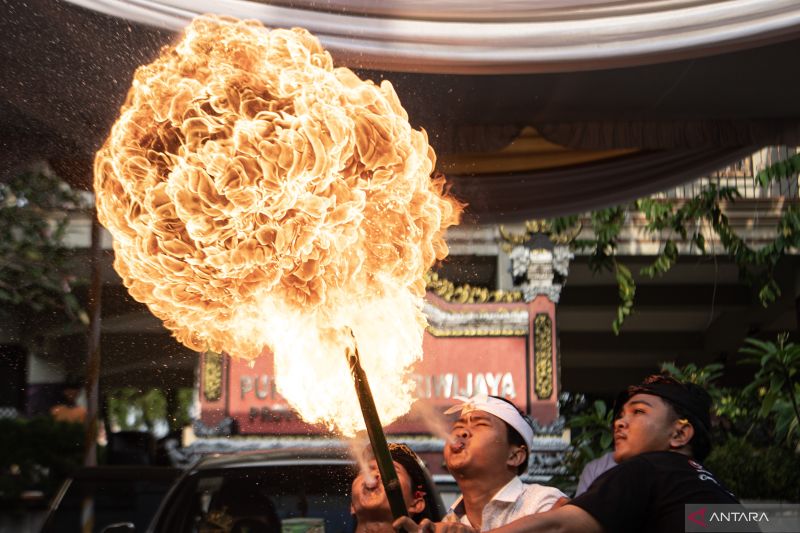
[395,374,739,533]
[566,375,738,533]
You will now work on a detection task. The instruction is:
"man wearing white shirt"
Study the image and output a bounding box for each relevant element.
[439,395,567,531]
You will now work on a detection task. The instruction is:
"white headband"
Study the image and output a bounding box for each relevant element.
[444,394,534,450]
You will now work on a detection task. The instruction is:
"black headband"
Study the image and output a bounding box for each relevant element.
[626,381,712,434]
[389,443,427,491]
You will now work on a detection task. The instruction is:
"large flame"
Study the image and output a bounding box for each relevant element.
[94,15,461,434]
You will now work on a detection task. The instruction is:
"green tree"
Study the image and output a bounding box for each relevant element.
[174,387,195,430]
[739,333,800,448]
[704,437,800,501]
[565,398,615,477]
[107,388,193,434]
[658,361,754,441]
[0,171,88,322]
[659,361,725,407]
[551,155,800,334]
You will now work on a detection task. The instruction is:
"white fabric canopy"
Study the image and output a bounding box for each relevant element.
[64,0,800,73]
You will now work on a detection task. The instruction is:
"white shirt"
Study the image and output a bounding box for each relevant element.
[444,477,566,531]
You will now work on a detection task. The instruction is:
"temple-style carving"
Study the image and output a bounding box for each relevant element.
[500,220,575,303]
[203,351,223,402]
[425,271,523,304]
[533,314,554,399]
[423,297,529,337]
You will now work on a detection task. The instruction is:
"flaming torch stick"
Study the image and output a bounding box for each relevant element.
[346,332,408,522]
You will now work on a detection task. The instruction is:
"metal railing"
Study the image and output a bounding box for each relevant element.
[653,146,800,200]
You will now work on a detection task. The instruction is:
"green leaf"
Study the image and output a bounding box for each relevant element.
[759,390,778,418]
[610,260,636,334]
[758,283,780,306]
[694,232,706,253]
[0,172,87,321]
[660,361,680,376]
[742,338,777,354]
[594,400,607,418]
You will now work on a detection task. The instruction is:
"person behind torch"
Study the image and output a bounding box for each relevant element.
[49,382,87,424]
[439,395,567,531]
[396,374,739,533]
[351,442,441,533]
[574,451,616,497]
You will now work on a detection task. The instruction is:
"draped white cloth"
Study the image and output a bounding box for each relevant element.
[64,0,800,73]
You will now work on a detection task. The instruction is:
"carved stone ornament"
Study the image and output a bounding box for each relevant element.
[425,271,523,304]
[499,219,582,250]
[523,285,565,303]
[500,220,576,303]
[552,246,573,277]
[423,299,529,337]
[533,313,554,400]
[508,244,573,303]
[192,416,234,438]
[203,350,223,402]
[526,249,554,286]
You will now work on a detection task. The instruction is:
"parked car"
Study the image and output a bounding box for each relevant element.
[38,465,181,533]
[146,447,446,533]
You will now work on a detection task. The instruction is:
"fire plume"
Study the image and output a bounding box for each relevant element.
[94,15,461,434]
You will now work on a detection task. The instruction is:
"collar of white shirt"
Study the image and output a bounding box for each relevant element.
[448,476,523,519]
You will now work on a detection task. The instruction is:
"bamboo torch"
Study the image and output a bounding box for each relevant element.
[345,333,408,522]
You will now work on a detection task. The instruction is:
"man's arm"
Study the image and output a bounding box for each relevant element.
[551,497,570,510]
[394,505,603,533]
[483,505,603,533]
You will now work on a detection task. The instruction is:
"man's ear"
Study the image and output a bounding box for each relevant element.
[408,494,425,515]
[669,419,695,450]
[507,445,527,470]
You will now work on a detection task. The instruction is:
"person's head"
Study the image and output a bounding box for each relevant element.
[61,384,82,406]
[443,395,533,480]
[350,443,429,524]
[613,374,712,463]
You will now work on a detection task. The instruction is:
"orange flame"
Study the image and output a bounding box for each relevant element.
[94,15,461,434]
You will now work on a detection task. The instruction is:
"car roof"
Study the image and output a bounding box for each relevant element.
[191,446,355,470]
[70,465,182,481]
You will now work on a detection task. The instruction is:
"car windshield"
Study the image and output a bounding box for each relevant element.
[164,463,356,533]
[40,475,177,533]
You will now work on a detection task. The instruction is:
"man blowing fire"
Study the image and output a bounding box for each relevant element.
[395,375,740,533]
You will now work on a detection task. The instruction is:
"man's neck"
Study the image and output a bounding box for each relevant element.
[355,519,395,533]
[458,472,516,530]
[670,446,693,457]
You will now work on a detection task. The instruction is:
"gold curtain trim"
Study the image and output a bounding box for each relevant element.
[438,127,637,175]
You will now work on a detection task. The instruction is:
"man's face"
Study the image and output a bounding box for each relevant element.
[613,393,677,462]
[63,387,80,403]
[350,459,415,520]
[444,409,512,477]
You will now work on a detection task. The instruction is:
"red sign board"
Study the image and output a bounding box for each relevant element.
[200,294,560,435]
[219,333,528,435]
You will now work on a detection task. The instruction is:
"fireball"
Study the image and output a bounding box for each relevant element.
[94,15,461,434]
